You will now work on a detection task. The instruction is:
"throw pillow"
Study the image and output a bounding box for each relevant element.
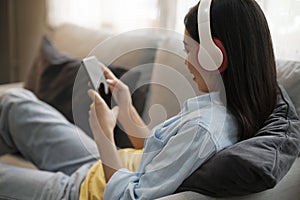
[24,36,150,148]
[176,86,300,197]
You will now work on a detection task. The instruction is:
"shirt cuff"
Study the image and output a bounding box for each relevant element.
[103,168,139,200]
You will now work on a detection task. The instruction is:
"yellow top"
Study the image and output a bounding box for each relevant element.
[79,148,143,200]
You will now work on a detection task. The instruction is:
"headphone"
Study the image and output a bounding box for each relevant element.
[197,0,227,72]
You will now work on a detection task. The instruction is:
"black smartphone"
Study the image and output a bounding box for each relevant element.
[81,56,109,94]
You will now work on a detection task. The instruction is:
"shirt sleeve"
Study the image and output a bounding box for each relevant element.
[103,122,217,200]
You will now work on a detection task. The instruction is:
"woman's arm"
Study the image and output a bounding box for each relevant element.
[94,133,122,182]
[103,66,150,149]
[118,104,149,149]
[103,123,217,199]
[88,89,122,182]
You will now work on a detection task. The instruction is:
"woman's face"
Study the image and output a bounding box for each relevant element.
[183,29,209,93]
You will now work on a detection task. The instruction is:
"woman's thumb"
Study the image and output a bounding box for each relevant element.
[111,106,119,120]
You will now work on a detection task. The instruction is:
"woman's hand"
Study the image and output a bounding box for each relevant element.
[88,89,123,182]
[102,66,132,116]
[88,89,119,143]
[101,66,149,149]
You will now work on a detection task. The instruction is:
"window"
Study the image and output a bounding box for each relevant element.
[262,0,300,60]
[47,0,300,60]
[47,0,159,31]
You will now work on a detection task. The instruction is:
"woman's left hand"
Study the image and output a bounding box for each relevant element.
[88,89,119,143]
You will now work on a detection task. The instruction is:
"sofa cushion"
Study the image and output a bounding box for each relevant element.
[51,24,161,70]
[24,36,150,148]
[176,86,300,197]
[51,23,112,59]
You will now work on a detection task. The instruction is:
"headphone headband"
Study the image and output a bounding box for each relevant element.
[197,0,224,71]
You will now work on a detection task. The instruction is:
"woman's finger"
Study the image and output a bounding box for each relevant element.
[106,79,118,88]
[88,89,104,105]
[94,92,105,105]
[111,106,119,121]
[88,89,95,101]
[88,89,108,113]
[106,79,116,93]
[88,89,103,100]
[107,79,126,94]
[102,65,118,81]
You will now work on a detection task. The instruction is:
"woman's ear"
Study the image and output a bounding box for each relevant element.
[213,38,228,73]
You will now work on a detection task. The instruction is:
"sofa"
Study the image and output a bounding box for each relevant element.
[0,23,300,200]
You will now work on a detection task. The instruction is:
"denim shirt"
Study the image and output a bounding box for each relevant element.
[104,92,239,200]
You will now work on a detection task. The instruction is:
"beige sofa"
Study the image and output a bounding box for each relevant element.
[1,23,300,200]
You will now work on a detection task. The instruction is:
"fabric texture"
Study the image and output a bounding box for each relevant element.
[176,86,300,197]
[80,148,143,200]
[24,36,150,148]
[0,88,98,200]
[103,92,239,200]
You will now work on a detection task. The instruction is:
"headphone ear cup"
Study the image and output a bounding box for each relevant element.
[197,0,227,73]
[197,44,220,71]
[212,38,228,73]
[196,41,228,73]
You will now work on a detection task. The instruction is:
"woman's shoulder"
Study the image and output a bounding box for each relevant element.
[181,92,232,126]
[179,93,239,151]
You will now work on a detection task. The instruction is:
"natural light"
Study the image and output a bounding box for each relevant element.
[47,0,300,60]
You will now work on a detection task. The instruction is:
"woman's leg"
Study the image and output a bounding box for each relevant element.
[0,88,99,175]
[0,161,93,200]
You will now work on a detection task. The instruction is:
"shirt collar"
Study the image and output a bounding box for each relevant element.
[181,92,223,113]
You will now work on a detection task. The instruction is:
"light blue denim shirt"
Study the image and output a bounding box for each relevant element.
[104,92,239,200]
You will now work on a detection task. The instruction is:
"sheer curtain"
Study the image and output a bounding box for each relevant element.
[262,0,300,61]
[46,0,198,32]
[47,0,160,31]
[47,0,300,60]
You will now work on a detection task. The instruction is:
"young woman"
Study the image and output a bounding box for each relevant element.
[0,0,278,199]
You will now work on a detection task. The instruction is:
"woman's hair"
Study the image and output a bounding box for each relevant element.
[184,0,279,140]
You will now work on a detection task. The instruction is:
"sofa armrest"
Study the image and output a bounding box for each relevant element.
[0,82,23,96]
[156,191,211,200]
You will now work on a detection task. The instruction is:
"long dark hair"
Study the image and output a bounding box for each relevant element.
[184,0,278,140]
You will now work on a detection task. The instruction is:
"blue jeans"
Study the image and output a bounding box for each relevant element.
[0,88,100,200]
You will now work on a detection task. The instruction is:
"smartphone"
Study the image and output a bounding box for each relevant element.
[81,56,109,94]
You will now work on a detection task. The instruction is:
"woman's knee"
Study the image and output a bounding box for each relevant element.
[1,88,38,104]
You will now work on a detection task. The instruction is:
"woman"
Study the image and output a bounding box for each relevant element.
[0,0,278,199]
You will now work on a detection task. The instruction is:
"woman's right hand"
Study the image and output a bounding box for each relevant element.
[102,66,132,115]
[102,65,149,149]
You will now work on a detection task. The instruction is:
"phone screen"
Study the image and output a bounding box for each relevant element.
[81,56,109,94]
